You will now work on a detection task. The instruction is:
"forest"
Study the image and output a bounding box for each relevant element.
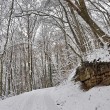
[0,0,110,99]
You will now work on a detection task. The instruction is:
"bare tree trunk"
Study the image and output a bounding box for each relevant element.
[65,0,110,43]
[0,59,3,96]
[27,14,33,91]
[0,0,14,96]
[48,56,53,87]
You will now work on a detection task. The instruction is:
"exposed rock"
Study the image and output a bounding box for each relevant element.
[74,61,110,90]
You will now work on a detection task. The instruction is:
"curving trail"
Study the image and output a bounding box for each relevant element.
[0,88,59,110]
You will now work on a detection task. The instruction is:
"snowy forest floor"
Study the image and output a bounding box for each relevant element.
[0,79,110,110]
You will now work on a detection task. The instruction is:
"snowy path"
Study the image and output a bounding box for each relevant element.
[0,88,59,110]
[1,81,110,110]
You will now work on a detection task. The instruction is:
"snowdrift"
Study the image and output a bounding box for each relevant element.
[0,80,110,110]
[0,48,110,110]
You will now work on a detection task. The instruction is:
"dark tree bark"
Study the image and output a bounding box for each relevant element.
[65,0,110,43]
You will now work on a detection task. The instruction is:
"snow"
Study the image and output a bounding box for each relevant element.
[68,65,79,81]
[0,88,59,110]
[52,81,110,110]
[0,79,110,110]
[83,48,110,62]
[0,46,110,110]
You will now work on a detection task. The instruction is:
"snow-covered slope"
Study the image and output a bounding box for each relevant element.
[83,48,110,62]
[1,47,110,110]
[0,80,110,110]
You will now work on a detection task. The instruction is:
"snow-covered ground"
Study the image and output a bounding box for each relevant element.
[0,48,110,110]
[0,79,110,110]
[84,48,110,62]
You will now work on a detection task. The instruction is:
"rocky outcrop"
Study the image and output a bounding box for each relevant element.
[74,61,110,90]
